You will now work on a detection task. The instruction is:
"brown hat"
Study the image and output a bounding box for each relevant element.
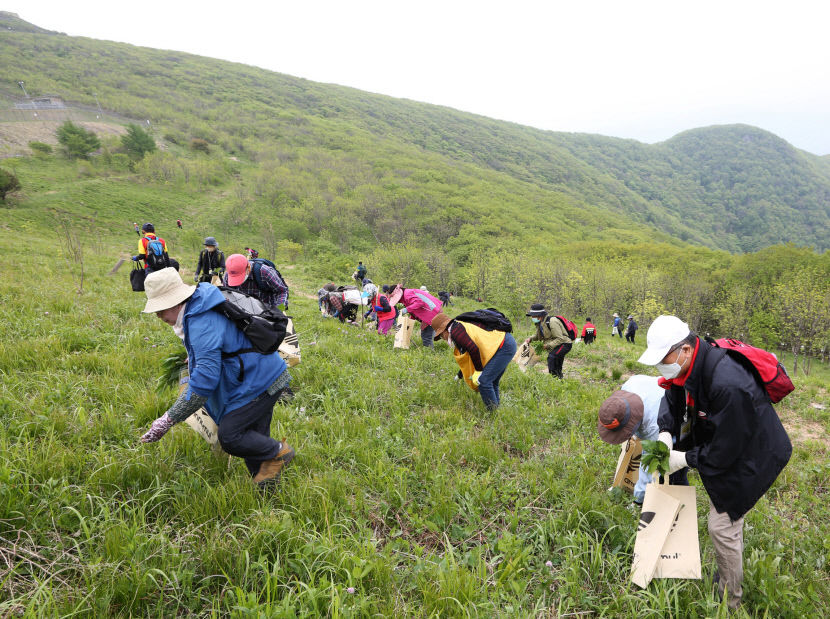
[597,390,644,444]
[431,313,453,340]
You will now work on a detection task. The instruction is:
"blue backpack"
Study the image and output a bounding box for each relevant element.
[144,238,169,271]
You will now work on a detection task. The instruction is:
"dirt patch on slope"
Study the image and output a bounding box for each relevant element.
[0,121,128,155]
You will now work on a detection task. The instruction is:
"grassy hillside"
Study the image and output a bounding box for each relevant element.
[1,179,829,616]
[2,12,830,252]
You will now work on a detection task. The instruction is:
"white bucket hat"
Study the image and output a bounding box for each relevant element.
[638,315,691,365]
[142,267,196,313]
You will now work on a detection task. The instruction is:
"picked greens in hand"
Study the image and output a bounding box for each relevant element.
[640,439,670,477]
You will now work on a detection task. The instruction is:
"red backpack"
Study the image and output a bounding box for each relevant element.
[554,316,577,341]
[706,337,794,403]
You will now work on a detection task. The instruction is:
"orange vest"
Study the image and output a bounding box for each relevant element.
[373,293,395,322]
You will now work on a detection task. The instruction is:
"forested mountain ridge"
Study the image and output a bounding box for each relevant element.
[1,11,829,252]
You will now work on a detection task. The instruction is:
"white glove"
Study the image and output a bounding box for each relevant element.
[668,450,688,474]
[658,431,673,451]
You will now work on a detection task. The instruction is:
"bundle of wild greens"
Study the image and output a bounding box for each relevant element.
[157,350,188,394]
[532,341,545,356]
[640,439,670,477]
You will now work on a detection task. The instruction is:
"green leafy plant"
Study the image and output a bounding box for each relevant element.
[121,123,156,159]
[156,350,187,393]
[56,120,101,159]
[0,167,21,201]
[640,439,670,476]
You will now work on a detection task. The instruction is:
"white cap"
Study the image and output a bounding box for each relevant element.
[142,267,196,313]
[637,315,690,365]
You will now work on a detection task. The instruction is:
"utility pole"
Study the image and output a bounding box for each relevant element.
[17,81,28,98]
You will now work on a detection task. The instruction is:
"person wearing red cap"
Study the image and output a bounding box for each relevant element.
[223,254,289,311]
[639,315,792,609]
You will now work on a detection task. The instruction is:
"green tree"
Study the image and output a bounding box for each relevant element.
[0,168,21,201]
[121,123,156,159]
[774,269,830,375]
[56,121,100,159]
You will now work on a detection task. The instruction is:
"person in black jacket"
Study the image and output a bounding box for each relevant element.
[639,315,792,610]
[625,315,638,343]
[194,236,225,283]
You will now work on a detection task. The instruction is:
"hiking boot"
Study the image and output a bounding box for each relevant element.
[252,440,295,486]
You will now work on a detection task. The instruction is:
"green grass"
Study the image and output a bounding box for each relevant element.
[1,187,829,617]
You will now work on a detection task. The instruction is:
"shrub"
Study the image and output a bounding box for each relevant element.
[190,138,210,154]
[0,168,21,201]
[56,121,100,159]
[29,141,53,154]
[121,123,156,160]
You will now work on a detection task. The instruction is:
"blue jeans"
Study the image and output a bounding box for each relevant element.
[477,333,517,409]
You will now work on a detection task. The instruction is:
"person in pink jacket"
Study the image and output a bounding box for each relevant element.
[388,285,443,348]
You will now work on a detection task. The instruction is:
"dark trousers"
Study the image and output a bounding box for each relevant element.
[421,325,435,349]
[547,343,572,378]
[626,331,636,343]
[583,333,596,344]
[217,390,281,477]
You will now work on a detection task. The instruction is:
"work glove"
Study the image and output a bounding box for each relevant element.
[131,255,140,262]
[668,450,688,474]
[658,431,673,451]
[194,274,199,282]
[399,308,408,315]
[140,412,175,443]
[471,371,482,386]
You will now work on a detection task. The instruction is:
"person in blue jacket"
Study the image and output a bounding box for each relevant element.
[138,267,295,489]
[597,375,669,504]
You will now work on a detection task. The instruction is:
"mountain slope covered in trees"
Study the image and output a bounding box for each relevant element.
[2,11,829,253]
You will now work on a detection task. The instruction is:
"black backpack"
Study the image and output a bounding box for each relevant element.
[144,237,169,271]
[212,287,289,380]
[454,308,513,333]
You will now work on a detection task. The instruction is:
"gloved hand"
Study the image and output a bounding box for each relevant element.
[140,412,175,443]
[131,255,140,262]
[471,371,482,386]
[399,308,408,315]
[668,450,688,474]
[194,274,199,282]
[658,431,673,451]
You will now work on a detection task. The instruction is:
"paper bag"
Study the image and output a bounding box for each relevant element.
[512,341,541,371]
[612,437,642,493]
[394,314,417,349]
[631,483,681,588]
[178,368,226,456]
[278,317,301,367]
[652,484,701,579]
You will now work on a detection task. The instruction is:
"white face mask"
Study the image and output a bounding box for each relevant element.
[657,348,687,379]
[172,304,186,341]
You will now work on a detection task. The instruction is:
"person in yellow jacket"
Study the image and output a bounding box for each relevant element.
[431,312,517,410]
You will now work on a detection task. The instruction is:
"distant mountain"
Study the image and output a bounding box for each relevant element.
[1,12,828,252]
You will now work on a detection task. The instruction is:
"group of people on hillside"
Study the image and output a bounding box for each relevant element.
[612,312,639,342]
[133,240,791,609]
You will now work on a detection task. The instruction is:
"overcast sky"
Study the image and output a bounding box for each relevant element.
[7,1,830,155]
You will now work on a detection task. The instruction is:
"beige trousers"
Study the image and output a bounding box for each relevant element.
[708,499,744,609]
